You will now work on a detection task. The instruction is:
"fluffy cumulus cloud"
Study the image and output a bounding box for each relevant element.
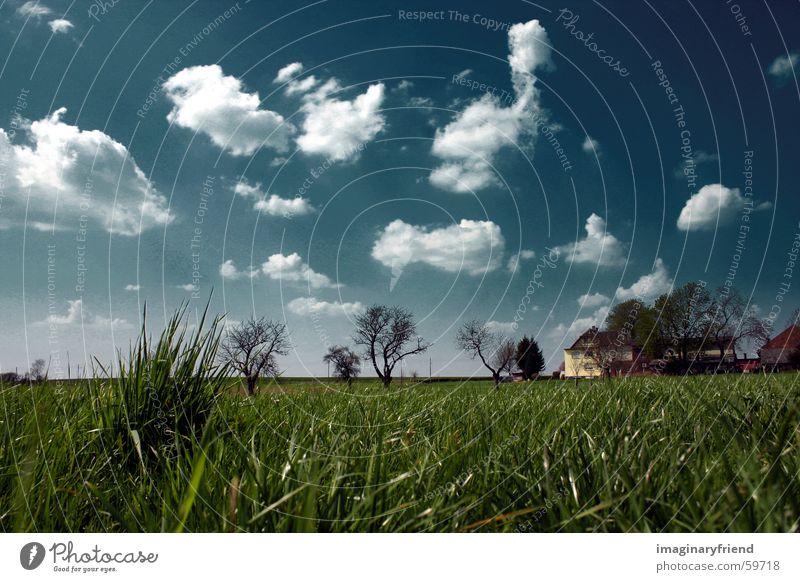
[274,62,304,83]
[34,299,130,329]
[287,297,364,317]
[577,292,610,309]
[0,108,171,235]
[124,284,140,291]
[372,219,505,280]
[616,258,673,303]
[550,305,610,343]
[556,213,626,267]
[296,81,386,161]
[17,1,51,18]
[430,19,552,192]
[219,259,258,280]
[261,253,339,289]
[163,65,293,156]
[234,181,313,216]
[677,183,748,231]
[48,18,73,33]
[768,52,798,81]
[507,249,536,273]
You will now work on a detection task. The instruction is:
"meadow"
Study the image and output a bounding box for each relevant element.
[1,315,798,533]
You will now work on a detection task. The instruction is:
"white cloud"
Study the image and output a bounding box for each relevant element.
[578,292,610,309]
[285,76,318,96]
[556,213,626,267]
[287,297,364,317]
[234,181,313,216]
[261,253,339,289]
[677,183,750,231]
[48,18,73,33]
[274,62,304,83]
[163,64,293,156]
[616,258,673,303]
[582,135,600,154]
[124,284,140,291]
[507,249,535,273]
[0,108,171,235]
[219,259,257,280]
[372,219,505,280]
[34,299,130,329]
[297,82,386,161]
[550,305,610,343]
[178,284,197,292]
[430,19,552,192]
[17,1,51,18]
[768,52,798,81]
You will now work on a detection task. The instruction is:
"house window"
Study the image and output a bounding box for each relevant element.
[572,351,582,358]
[584,364,594,371]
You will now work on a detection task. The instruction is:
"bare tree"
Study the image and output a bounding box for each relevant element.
[29,358,47,383]
[352,305,429,388]
[708,287,769,361]
[323,345,361,386]
[219,317,290,395]
[455,320,516,388]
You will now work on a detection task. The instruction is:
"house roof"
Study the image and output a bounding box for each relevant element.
[566,326,633,350]
[761,325,800,351]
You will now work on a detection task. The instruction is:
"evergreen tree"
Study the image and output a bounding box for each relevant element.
[516,336,545,380]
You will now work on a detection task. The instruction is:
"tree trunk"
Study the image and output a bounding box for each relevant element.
[493,373,501,389]
[246,375,258,395]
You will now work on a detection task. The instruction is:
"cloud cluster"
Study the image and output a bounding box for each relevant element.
[220,253,338,289]
[16,3,74,34]
[296,80,386,162]
[287,297,364,317]
[34,299,130,329]
[372,219,506,278]
[577,292,610,309]
[0,108,171,235]
[556,213,626,267]
[430,19,552,192]
[506,249,536,273]
[163,65,293,156]
[616,258,672,302]
[234,181,314,216]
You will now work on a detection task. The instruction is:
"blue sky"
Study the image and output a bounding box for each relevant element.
[0,0,798,378]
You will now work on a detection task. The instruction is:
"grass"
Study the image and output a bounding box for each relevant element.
[1,313,798,532]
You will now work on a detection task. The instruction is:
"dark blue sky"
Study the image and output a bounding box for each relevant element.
[0,0,797,376]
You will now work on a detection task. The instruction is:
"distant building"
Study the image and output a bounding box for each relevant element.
[660,338,737,373]
[563,326,648,379]
[759,325,800,371]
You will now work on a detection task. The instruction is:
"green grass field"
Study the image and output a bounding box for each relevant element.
[1,316,798,533]
[2,373,798,533]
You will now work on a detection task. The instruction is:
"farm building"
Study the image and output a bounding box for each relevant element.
[759,325,800,371]
[563,326,648,379]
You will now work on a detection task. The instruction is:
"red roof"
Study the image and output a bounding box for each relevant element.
[762,325,800,351]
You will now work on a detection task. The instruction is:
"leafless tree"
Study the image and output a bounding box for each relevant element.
[708,287,769,360]
[323,345,361,386]
[352,305,429,388]
[455,320,517,388]
[219,317,290,394]
[29,358,47,383]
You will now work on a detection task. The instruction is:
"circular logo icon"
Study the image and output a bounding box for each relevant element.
[20,542,46,570]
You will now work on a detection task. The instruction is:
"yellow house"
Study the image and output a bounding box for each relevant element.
[563,326,644,379]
